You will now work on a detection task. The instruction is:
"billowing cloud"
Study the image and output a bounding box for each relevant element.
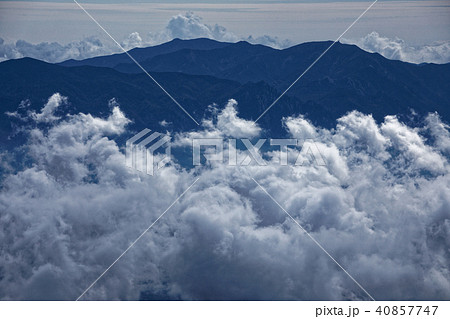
[284,115,318,140]
[164,12,239,43]
[30,93,67,123]
[216,99,261,138]
[0,94,449,300]
[6,93,67,124]
[343,32,450,64]
[161,12,291,49]
[121,32,144,51]
[425,112,450,156]
[174,99,261,146]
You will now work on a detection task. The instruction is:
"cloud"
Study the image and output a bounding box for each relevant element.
[29,93,67,123]
[425,112,450,156]
[160,12,291,49]
[284,115,318,140]
[0,94,449,300]
[381,115,446,174]
[0,36,119,63]
[216,99,261,138]
[343,32,450,64]
[245,34,292,49]
[121,32,144,51]
[164,12,239,43]
[174,99,261,146]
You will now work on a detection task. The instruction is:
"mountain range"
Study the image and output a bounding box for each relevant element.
[1,38,449,147]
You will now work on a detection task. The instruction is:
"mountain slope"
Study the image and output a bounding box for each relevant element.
[0,58,302,146]
[77,39,450,124]
[59,38,232,68]
[113,40,277,78]
[113,41,450,115]
[2,39,450,148]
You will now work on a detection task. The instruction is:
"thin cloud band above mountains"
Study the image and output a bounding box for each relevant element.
[0,12,449,64]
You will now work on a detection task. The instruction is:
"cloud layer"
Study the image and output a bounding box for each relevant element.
[1,94,449,300]
[0,36,117,64]
[343,32,450,64]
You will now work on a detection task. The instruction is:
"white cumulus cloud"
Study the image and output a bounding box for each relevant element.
[0,36,119,63]
[174,99,261,146]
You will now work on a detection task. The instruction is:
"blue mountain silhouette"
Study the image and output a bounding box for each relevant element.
[1,38,449,147]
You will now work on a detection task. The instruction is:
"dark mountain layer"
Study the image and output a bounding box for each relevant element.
[59,38,232,68]
[59,39,450,125]
[1,39,450,148]
[0,58,301,146]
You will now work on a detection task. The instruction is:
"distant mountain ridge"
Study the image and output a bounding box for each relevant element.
[1,38,449,148]
[57,38,450,123]
[59,38,233,68]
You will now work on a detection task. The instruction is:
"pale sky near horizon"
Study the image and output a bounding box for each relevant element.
[0,1,449,45]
